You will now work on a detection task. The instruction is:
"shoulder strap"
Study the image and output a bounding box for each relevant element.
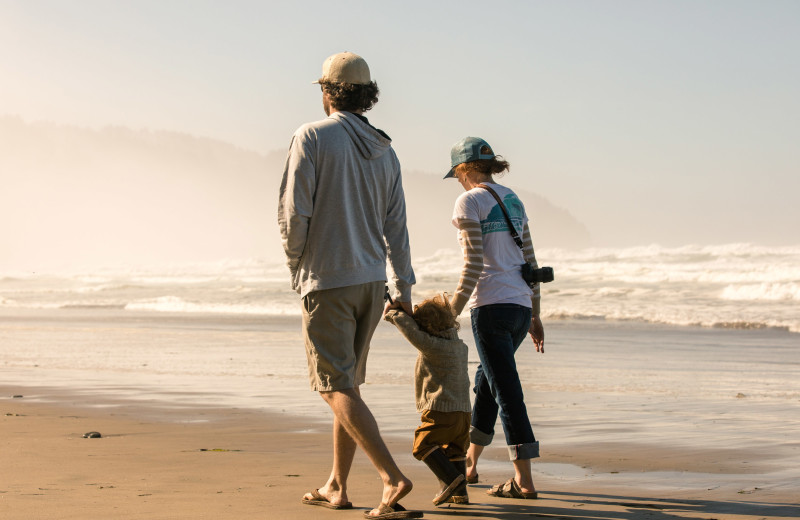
[476,184,524,250]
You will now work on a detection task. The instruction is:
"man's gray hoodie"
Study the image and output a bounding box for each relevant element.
[278,111,415,300]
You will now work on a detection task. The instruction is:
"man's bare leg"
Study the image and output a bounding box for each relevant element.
[303,414,356,506]
[320,387,413,513]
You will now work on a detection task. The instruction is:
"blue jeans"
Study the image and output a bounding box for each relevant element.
[469,304,539,460]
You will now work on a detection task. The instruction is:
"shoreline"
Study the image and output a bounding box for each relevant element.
[2,386,798,520]
[2,306,799,336]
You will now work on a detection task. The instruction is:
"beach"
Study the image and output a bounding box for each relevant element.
[2,392,797,520]
[2,307,798,520]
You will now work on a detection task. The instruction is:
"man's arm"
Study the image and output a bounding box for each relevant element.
[383,166,415,303]
[277,132,316,281]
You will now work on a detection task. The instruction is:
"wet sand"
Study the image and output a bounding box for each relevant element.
[2,387,798,520]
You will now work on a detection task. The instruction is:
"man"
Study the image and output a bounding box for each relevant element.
[278,52,420,519]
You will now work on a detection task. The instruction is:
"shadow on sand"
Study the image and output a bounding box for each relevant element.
[428,488,800,519]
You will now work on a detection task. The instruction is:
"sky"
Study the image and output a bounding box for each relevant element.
[2,0,799,252]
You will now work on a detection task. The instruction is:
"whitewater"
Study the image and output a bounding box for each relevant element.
[2,243,798,333]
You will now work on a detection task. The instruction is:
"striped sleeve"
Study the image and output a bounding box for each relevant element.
[522,222,541,316]
[451,218,483,316]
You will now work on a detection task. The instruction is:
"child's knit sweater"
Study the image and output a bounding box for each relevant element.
[384,310,471,413]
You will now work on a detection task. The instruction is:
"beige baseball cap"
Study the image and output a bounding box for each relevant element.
[313,52,371,85]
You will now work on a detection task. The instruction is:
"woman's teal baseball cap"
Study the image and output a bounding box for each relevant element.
[444,136,496,179]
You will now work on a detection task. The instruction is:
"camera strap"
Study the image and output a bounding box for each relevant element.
[476,184,525,251]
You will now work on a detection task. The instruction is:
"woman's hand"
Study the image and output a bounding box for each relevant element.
[529,315,544,353]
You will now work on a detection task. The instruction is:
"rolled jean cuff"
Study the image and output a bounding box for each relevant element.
[507,441,540,461]
[469,425,493,446]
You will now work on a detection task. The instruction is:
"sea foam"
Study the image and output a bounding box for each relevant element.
[2,244,798,333]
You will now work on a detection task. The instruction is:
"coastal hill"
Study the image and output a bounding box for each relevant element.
[0,116,589,271]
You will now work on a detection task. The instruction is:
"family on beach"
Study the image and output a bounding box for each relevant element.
[278,52,546,519]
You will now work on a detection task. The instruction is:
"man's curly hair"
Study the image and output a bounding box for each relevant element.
[413,293,459,338]
[320,79,380,113]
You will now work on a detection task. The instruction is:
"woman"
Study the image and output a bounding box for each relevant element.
[445,136,545,500]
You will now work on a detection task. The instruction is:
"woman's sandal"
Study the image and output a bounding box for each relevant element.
[486,478,538,499]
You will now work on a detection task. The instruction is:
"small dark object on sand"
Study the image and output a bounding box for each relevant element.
[12,395,23,399]
[83,431,102,438]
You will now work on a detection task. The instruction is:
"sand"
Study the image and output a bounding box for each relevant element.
[2,387,798,520]
[2,308,798,519]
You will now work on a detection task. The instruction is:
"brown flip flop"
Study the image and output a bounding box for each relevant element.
[301,489,353,509]
[363,502,423,519]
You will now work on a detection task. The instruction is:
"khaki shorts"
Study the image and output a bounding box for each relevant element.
[302,281,384,392]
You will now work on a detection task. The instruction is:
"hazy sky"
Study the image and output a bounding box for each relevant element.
[2,0,799,248]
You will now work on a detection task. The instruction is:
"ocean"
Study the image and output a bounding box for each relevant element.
[2,243,798,332]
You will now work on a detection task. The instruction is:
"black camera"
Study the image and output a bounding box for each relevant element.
[521,263,554,286]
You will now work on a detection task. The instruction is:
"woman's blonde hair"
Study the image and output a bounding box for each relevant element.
[413,293,459,337]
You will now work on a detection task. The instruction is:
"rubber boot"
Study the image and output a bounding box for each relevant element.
[422,448,465,506]
[445,459,469,504]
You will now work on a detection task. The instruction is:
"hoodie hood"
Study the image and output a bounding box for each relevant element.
[330,111,392,160]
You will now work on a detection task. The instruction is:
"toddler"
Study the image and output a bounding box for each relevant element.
[384,293,471,505]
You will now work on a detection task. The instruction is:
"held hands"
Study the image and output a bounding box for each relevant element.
[383,285,412,316]
[529,315,545,353]
[383,299,413,316]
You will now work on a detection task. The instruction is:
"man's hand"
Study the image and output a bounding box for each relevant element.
[384,299,413,316]
[529,315,545,353]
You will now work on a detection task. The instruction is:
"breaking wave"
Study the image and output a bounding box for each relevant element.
[2,244,798,332]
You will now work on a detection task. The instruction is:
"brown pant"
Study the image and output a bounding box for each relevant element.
[412,409,471,461]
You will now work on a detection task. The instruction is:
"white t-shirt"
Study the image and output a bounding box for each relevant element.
[451,182,533,309]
